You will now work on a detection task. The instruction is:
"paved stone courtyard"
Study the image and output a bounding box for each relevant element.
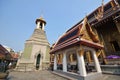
[7,70,68,80]
[102,74,120,80]
[5,70,120,80]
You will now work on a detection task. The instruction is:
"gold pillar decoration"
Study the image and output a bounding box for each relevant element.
[96,50,107,64]
[60,54,63,64]
[58,54,61,64]
[70,54,73,62]
[101,50,107,64]
[96,50,101,57]
[57,54,60,64]
[86,51,91,63]
[79,48,84,56]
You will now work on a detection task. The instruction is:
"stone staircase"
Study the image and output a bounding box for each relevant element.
[15,63,35,71]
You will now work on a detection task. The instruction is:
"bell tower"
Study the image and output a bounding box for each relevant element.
[16,16,50,71]
[36,17,46,30]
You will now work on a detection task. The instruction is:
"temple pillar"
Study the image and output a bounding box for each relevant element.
[77,49,87,76]
[54,54,57,70]
[92,49,102,73]
[62,52,67,72]
[42,23,45,30]
[36,22,40,29]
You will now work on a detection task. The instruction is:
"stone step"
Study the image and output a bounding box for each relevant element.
[15,63,35,71]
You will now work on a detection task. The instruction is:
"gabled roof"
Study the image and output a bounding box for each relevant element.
[50,18,103,54]
[0,44,12,60]
[50,0,120,54]
[66,0,120,31]
[0,44,9,55]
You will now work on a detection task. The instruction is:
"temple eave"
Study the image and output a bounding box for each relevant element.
[92,7,120,27]
[50,38,103,54]
[80,38,104,49]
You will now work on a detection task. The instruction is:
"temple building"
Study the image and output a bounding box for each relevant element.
[87,0,120,56]
[0,44,12,72]
[0,44,12,61]
[50,0,120,80]
[16,17,50,71]
[50,17,103,80]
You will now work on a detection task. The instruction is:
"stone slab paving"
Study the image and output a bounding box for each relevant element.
[6,70,69,80]
[102,74,120,80]
[52,70,120,80]
[5,70,120,80]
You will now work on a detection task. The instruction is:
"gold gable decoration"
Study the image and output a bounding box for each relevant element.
[86,20,99,43]
[80,17,99,43]
[80,18,93,41]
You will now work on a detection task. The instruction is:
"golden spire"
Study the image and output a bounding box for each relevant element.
[94,0,104,21]
[102,0,104,12]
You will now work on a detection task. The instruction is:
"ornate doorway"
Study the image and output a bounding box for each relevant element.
[36,54,41,70]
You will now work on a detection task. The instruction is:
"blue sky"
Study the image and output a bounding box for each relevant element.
[0,0,109,52]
